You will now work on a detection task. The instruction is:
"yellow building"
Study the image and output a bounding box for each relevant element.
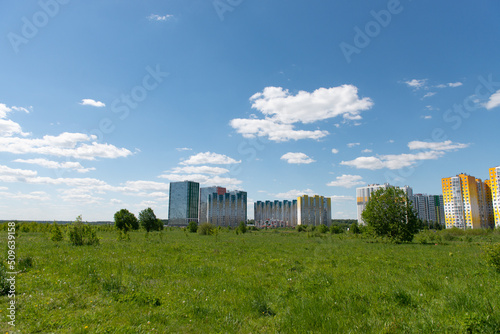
[489,166,500,227]
[442,174,486,229]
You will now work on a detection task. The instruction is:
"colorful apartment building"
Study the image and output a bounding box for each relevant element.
[489,166,500,227]
[441,173,492,229]
[297,195,332,226]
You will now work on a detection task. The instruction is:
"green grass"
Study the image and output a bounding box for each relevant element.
[2,228,500,333]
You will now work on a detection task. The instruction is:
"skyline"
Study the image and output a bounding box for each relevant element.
[1,1,499,221]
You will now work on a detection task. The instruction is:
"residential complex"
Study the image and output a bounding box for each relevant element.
[255,194,331,228]
[410,194,445,225]
[441,172,495,229]
[168,181,200,227]
[297,195,331,226]
[254,200,297,228]
[169,182,247,228]
[489,166,500,227]
[206,190,247,227]
[356,184,413,225]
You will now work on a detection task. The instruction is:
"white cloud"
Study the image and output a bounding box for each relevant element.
[13,158,95,173]
[280,152,315,164]
[148,14,174,21]
[121,180,170,192]
[180,152,241,165]
[0,132,132,160]
[485,90,500,110]
[229,118,329,142]
[341,141,469,170]
[330,195,355,202]
[0,190,50,201]
[0,103,30,137]
[159,173,242,188]
[423,115,432,120]
[80,99,105,108]
[331,148,339,154]
[170,166,230,175]
[422,92,436,99]
[347,143,360,148]
[407,140,470,151]
[273,189,315,199]
[327,174,365,188]
[176,147,192,152]
[437,82,463,88]
[230,85,373,142]
[405,79,427,89]
[362,149,372,153]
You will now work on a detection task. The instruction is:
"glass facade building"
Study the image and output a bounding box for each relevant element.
[168,181,200,227]
[199,186,226,224]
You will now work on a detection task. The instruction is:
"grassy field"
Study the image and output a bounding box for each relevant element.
[2,227,500,333]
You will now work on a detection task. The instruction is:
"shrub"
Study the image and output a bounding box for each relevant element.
[187,221,198,233]
[69,216,99,246]
[484,243,500,272]
[18,256,34,272]
[198,223,215,236]
[330,225,343,234]
[237,221,247,234]
[0,263,9,296]
[297,225,307,232]
[318,224,329,234]
[50,222,64,242]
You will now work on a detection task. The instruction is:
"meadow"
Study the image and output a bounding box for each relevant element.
[1,225,500,333]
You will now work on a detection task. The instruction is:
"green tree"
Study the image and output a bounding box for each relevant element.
[69,215,99,246]
[50,221,64,242]
[187,221,198,233]
[114,209,139,233]
[318,224,329,234]
[361,187,418,243]
[139,208,160,233]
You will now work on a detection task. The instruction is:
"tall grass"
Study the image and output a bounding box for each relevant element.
[1,227,499,333]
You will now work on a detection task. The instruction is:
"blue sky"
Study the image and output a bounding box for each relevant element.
[1,0,499,221]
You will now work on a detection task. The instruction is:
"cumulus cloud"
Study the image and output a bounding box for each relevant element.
[180,152,241,165]
[176,147,192,152]
[0,132,132,160]
[485,90,500,110]
[404,79,427,89]
[331,148,339,154]
[80,99,105,108]
[362,149,372,153]
[13,158,95,173]
[0,190,50,201]
[159,173,242,188]
[327,174,365,188]
[341,140,469,170]
[0,103,30,137]
[230,85,373,142]
[347,143,360,148]
[280,152,315,164]
[436,82,463,88]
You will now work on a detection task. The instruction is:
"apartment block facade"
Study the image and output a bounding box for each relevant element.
[297,195,331,226]
[489,166,500,227]
[254,200,297,228]
[207,190,247,227]
[410,194,445,225]
[199,186,226,224]
[441,173,493,229]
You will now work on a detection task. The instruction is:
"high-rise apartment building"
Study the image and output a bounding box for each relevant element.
[410,194,445,225]
[207,190,247,227]
[254,200,297,227]
[442,173,491,229]
[168,181,200,227]
[297,195,331,226]
[199,186,226,224]
[356,184,413,225]
[489,166,500,227]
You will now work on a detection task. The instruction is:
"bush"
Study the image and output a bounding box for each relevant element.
[330,225,343,234]
[237,221,247,234]
[69,216,99,246]
[50,222,64,242]
[297,225,307,232]
[318,224,329,234]
[198,223,215,236]
[187,221,198,233]
[18,256,34,272]
[0,263,9,296]
[484,243,500,272]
